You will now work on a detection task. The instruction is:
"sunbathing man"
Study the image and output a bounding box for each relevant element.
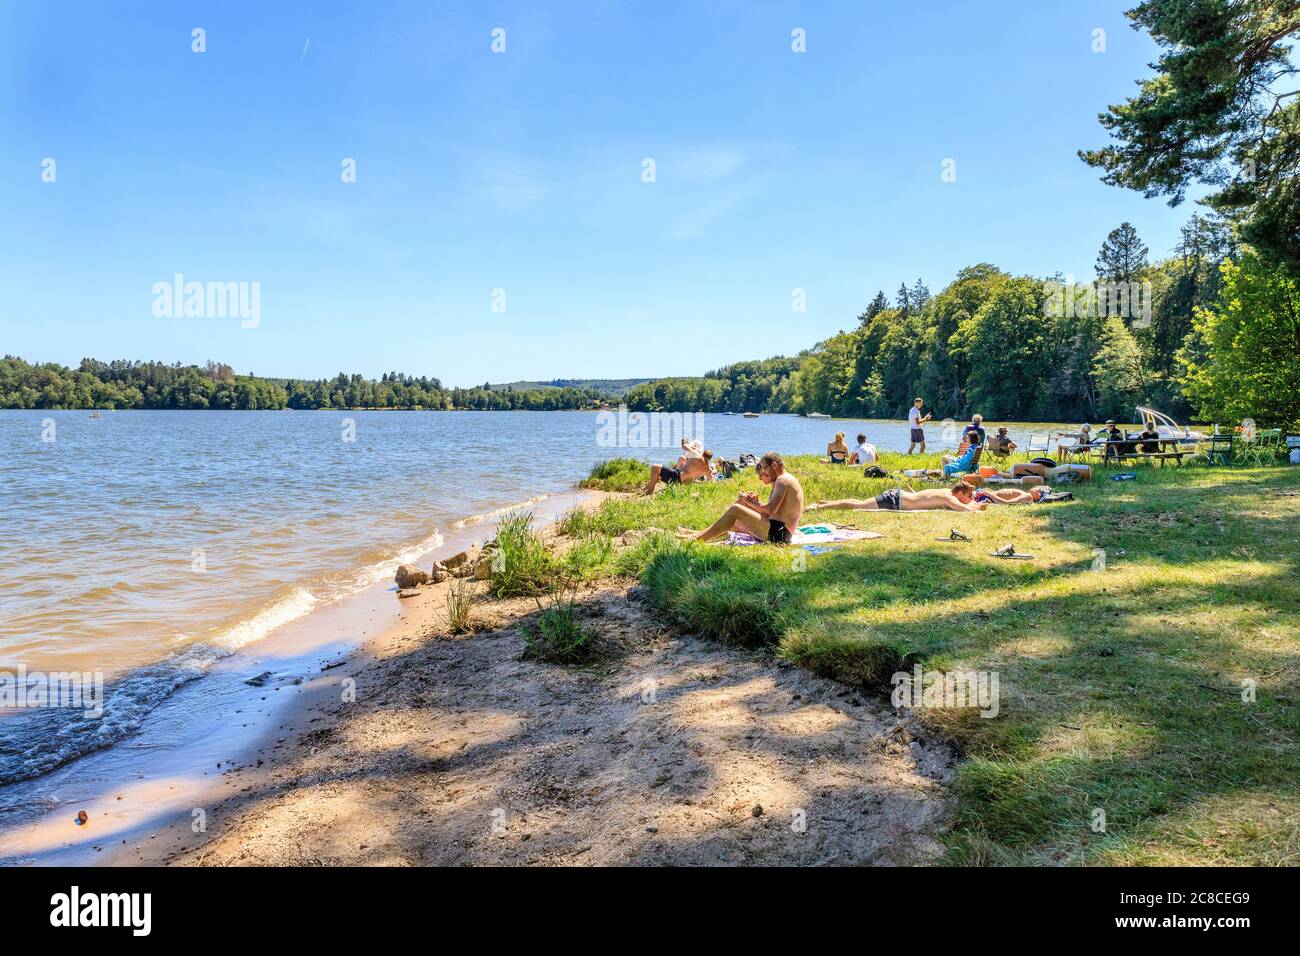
[677,452,803,544]
[808,482,987,513]
[643,439,710,495]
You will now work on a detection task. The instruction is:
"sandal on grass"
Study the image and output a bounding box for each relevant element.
[990,543,1034,559]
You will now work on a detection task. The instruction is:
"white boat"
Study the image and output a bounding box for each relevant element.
[1135,406,1205,443]
[742,411,760,419]
[807,412,830,419]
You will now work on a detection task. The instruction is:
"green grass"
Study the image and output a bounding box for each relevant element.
[490,511,558,597]
[580,457,649,493]
[560,450,1300,865]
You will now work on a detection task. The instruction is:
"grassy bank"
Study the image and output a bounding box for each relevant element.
[557,452,1300,865]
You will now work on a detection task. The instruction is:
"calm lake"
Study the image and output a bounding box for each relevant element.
[0,408,1061,786]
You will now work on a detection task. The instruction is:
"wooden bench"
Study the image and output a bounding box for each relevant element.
[1110,450,1186,467]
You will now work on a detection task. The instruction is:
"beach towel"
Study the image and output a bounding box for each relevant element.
[722,526,883,546]
[1109,472,1137,481]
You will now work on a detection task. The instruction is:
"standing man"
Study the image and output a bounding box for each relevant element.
[907,397,931,454]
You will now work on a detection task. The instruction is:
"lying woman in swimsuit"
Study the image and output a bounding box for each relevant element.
[972,485,1047,505]
[808,484,986,513]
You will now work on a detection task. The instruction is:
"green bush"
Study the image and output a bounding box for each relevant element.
[490,511,557,597]
[522,602,599,664]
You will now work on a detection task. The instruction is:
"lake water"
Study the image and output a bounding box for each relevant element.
[0,408,1040,787]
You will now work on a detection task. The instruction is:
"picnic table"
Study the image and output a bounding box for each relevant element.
[1098,437,1189,467]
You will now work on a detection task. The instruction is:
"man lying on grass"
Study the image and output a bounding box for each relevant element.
[808,483,988,513]
[643,439,711,495]
[677,452,804,544]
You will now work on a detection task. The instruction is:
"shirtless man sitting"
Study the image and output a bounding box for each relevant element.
[643,439,710,495]
[808,483,987,513]
[677,452,804,544]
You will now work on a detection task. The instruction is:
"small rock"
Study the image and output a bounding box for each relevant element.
[75,810,88,826]
[394,564,429,588]
[397,588,421,599]
[245,671,273,687]
[442,546,480,571]
[473,556,493,581]
[751,804,763,818]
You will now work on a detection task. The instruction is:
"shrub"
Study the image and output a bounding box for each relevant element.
[444,577,475,634]
[490,511,556,597]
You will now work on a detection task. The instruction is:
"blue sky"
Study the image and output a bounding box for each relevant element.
[1,1,1195,386]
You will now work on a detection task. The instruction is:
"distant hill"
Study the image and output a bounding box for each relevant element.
[486,378,654,396]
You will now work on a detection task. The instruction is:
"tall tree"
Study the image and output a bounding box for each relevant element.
[1095,222,1149,283]
[895,282,912,314]
[910,279,932,310]
[859,290,891,326]
[1080,0,1300,274]
[1180,250,1300,428]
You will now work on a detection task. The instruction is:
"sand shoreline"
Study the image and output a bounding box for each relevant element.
[113,491,954,867]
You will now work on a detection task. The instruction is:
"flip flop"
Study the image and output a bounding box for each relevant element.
[935,528,971,542]
[990,543,1034,559]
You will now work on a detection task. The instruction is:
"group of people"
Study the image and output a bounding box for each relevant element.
[907,399,1017,457]
[1056,418,1161,458]
[825,432,878,465]
[643,400,1117,544]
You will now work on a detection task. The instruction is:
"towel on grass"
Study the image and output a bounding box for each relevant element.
[722,526,883,547]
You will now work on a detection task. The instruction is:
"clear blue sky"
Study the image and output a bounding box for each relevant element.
[1,1,1192,386]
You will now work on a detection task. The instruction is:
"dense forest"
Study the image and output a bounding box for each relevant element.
[0,358,604,412]
[621,213,1266,424]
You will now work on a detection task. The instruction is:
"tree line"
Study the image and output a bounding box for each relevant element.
[0,358,604,412]
[621,213,1291,425]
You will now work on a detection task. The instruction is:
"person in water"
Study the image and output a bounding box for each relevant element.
[808,483,987,513]
[677,452,804,544]
[643,439,710,494]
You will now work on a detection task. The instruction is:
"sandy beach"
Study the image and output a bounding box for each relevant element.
[106,495,953,867]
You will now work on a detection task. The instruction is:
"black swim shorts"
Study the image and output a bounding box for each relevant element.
[875,488,902,511]
[910,428,925,443]
[660,465,681,484]
[767,519,792,544]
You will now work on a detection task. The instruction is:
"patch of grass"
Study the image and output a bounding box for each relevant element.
[490,510,557,597]
[444,576,475,634]
[580,457,647,492]
[521,573,604,664]
[575,452,1300,865]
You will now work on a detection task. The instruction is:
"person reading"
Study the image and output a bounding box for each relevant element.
[677,452,804,544]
